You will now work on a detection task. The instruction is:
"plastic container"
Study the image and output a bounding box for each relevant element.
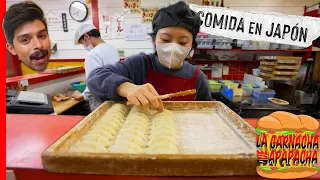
[217,54,238,60]
[222,86,243,98]
[215,42,232,49]
[242,83,259,88]
[242,41,259,50]
[252,89,276,99]
[224,83,239,89]
[269,43,279,50]
[243,86,253,96]
[290,45,304,50]
[236,40,246,48]
[208,80,222,92]
[219,80,234,83]
[196,39,214,49]
[70,81,86,92]
[252,68,260,76]
[258,41,270,50]
[279,44,291,50]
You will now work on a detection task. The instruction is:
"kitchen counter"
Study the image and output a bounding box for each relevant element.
[221,94,301,118]
[51,98,83,115]
[6,114,320,179]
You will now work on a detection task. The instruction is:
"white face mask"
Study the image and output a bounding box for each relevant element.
[156,43,193,69]
[83,38,94,52]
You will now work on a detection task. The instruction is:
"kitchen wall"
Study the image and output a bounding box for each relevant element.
[5,0,319,60]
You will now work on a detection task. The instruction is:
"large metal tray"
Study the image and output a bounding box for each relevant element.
[42,101,257,176]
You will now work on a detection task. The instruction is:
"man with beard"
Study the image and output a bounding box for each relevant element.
[3,1,50,72]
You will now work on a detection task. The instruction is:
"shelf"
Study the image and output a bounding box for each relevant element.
[198,67,214,70]
[193,59,261,63]
[195,48,311,53]
[312,46,320,52]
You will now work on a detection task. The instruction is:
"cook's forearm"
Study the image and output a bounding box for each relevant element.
[87,67,132,101]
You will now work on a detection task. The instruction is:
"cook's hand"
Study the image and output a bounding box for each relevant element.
[71,90,84,101]
[117,82,164,112]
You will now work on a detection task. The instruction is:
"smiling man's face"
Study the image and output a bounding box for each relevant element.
[6,19,51,72]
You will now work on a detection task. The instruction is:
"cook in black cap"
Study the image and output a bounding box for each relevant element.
[87,1,212,112]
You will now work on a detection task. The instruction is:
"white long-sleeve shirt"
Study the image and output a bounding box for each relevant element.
[82,43,120,102]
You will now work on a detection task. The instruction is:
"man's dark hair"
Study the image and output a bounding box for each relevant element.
[79,29,101,41]
[3,1,48,45]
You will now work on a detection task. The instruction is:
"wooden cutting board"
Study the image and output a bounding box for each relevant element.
[41,66,83,74]
[51,98,83,115]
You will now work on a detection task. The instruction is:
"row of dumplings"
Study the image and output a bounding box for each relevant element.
[146,110,179,154]
[69,104,129,153]
[109,107,150,154]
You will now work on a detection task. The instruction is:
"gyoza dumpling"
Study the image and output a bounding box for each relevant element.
[153,110,174,119]
[128,112,149,120]
[148,135,178,147]
[121,125,148,134]
[81,133,111,146]
[91,124,117,136]
[149,129,177,139]
[146,141,179,154]
[124,120,148,130]
[108,108,127,117]
[110,141,144,154]
[115,135,146,147]
[107,116,123,126]
[129,106,150,115]
[108,111,125,120]
[73,140,108,153]
[118,129,147,141]
[94,120,120,130]
[126,116,149,126]
[111,103,128,112]
[86,129,113,141]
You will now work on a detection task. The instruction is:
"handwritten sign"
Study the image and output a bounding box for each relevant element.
[124,0,141,14]
[125,24,147,41]
[141,8,158,24]
[100,13,111,25]
[45,11,62,30]
[99,12,112,39]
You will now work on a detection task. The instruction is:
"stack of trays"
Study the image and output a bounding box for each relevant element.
[258,56,301,80]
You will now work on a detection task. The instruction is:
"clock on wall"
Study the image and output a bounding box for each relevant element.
[69,1,88,22]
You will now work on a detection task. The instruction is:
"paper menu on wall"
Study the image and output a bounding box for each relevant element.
[45,11,62,30]
[111,14,124,39]
[211,63,223,78]
[141,7,158,24]
[124,0,141,14]
[100,23,112,39]
[100,13,111,26]
[124,24,147,41]
[223,66,229,75]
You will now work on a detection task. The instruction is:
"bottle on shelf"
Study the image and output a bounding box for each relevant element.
[203,0,210,6]
[211,1,214,6]
[221,0,224,7]
[216,1,219,7]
